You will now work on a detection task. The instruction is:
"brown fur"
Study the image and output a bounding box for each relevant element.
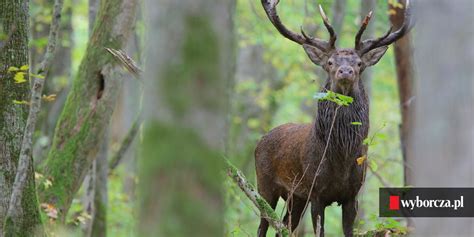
[255,74,369,237]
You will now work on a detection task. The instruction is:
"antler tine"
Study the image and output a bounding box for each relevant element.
[357,0,414,55]
[318,4,337,49]
[261,0,306,45]
[300,26,330,51]
[354,11,373,50]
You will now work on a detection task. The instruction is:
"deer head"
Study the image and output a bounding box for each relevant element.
[261,0,413,95]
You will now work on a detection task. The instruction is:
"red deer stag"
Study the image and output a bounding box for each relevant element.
[255,0,413,236]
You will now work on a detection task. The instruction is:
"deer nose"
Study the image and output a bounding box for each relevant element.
[337,66,354,79]
[338,67,353,75]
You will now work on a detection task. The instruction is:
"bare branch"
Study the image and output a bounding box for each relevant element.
[105,47,142,78]
[6,0,64,220]
[108,113,142,172]
[225,158,289,237]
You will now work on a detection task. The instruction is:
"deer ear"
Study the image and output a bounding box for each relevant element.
[361,46,388,67]
[303,44,328,66]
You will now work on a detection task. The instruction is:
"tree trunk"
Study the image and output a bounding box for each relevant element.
[411,0,474,235]
[389,0,415,189]
[38,0,138,222]
[139,0,234,236]
[91,131,108,237]
[81,0,100,234]
[331,0,347,45]
[0,0,43,235]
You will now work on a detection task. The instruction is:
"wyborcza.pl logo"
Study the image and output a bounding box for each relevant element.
[379,188,474,217]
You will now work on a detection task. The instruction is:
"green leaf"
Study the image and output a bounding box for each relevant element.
[313,90,354,107]
[13,72,27,83]
[351,121,362,126]
[8,66,19,72]
[30,73,45,79]
[375,133,388,141]
[336,94,354,104]
[20,64,29,71]
[363,137,371,145]
[369,160,378,172]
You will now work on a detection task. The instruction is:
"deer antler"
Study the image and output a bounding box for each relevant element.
[261,0,336,51]
[355,0,414,55]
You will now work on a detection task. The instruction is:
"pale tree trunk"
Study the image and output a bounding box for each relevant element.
[229,45,279,171]
[139,0,234,236]
[331,0,347,45]
[411,0,474,236]
[43,0,74,136]
[39,0,138,222]
[0,0,43,235]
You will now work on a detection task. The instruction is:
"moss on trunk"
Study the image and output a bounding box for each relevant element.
[0,0,44,235]
[38,0,138,222]
[139,0,235,235]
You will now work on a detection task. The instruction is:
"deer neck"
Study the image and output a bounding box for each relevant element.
[313,80,370,160]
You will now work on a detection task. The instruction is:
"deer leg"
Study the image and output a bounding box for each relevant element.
[310,201,325,237]
[282,195,305,234]
[257,191,279,237]
[342,199,358,237]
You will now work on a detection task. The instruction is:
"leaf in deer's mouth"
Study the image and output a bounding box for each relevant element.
[314,90,353,106]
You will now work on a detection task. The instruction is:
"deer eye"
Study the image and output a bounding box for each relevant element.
[357,62,362,67]
[327,61,333,66]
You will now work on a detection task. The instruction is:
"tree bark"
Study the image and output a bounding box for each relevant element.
[81,0,100,234]
[0,0,43,235]
[139,0,234,235]
[91,131,108,237]
[38,0,138,222]
[331,0,347,46]
[388,0,415,189]
[411,0,474,235]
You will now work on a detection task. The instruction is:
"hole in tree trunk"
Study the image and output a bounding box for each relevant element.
[96,72,105,100]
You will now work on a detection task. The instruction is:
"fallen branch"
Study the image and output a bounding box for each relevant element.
[224,158,289,237]
[6,0,64,221]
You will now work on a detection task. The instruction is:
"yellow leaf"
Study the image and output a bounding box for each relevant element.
[43,179,53,189]
[14,72,27,83]
[356,155,367,166]
[12,100,30,105]
[42,94,57,102]
[8,66,19,72]
[34,172,44,180]
[388,9,397,15]
[20,64,29,71]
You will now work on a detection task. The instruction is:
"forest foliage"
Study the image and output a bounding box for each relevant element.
[0,0,411,236]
